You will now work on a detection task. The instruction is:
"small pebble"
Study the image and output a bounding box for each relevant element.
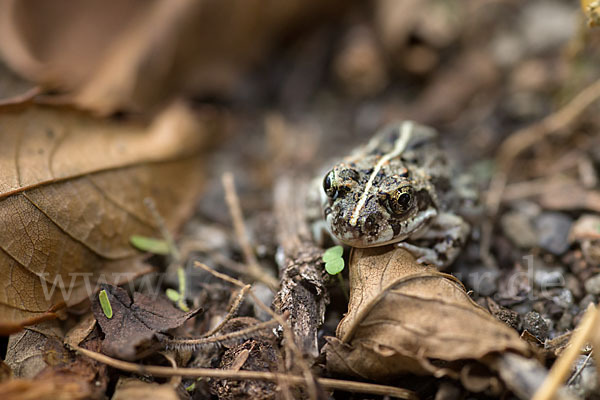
[522,311,549,341]
[535,212,573,255]
[550,288,574,309]
[584,274,600,295]
[565,274,583,299]
[569,214,600,242]
[490,31,524,67]
[500,211,537,248]
[494,308,521,331]
[533,266,565,289]
[464,267,501,297]
[520,1,577,54]
[579,293,597,310]
[556,311,573,332]
[251,282,275,322]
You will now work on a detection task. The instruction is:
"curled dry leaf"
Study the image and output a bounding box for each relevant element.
[0,100,218,329]
[325,246,531,385]
[5,320,64,378]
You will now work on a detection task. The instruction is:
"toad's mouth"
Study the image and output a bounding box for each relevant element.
[327,207,438,248]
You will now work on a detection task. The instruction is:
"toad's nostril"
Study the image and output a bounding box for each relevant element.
[363,214,380,235]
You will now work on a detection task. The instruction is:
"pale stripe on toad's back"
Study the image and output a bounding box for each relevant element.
[349,121,414,227]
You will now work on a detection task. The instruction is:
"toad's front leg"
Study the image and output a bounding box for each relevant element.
[396,212,470,268]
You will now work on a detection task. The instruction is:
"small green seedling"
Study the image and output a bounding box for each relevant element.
[185,382,196,392]
[325,257,344,275]
[99,289,113,319]
[176,267,189,311]
[323,245,345,275]
[165,267,189,311]
[165,288,180,302]
[130,235,171,255]
[323,245,348,300]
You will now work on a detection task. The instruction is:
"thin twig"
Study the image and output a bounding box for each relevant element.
[532,304,599,400]
[202,285,251,338]
[498,78,600,168]
[222,172,279,291]
[163,318,279,350]
[74,345,417,399]
[566,350,593,386]
[195,261,248,287]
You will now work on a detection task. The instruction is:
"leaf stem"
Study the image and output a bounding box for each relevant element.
[337,273,348,301]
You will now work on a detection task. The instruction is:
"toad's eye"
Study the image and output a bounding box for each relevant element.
[398,192,411,209]
[339,168,360,182]
[323,170,338,199]
[384,186,414,215]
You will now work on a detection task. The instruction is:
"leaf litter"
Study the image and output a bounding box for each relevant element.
[90,284,201,361]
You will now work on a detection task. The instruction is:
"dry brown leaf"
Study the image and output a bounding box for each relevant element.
[37,335,109,399]
[0,0,346,114]
[0,100,218,328]
[91,284,201,360]
[5,321,63,378]
[0,375,92,400]
[325,246,531,383]
[0,361,11,383]
[63,313,96,349]
[3,320,103,399]
[112,377,179,400]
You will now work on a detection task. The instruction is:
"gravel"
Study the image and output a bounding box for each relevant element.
[535,212,573,255]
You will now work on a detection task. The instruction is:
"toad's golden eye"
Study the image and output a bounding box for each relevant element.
[323,170,338,199]
[384,186,414,215]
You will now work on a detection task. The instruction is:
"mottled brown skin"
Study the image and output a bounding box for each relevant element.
[321,122,470,268]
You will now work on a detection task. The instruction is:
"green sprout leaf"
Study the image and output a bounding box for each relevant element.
[99,289,113,319]
[186,382,196,392]
[323,245,345,275]
[322,245,344,263]
[130,235,170,255]
[325,257,345,275]
[165,288,180,302]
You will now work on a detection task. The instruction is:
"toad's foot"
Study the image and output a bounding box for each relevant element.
[398,212,470,268]
[396,242,443,267]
